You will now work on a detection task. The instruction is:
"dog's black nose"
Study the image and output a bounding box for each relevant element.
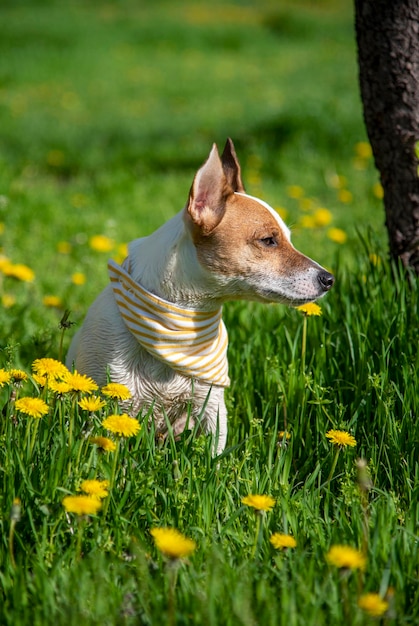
[318,270,334,291]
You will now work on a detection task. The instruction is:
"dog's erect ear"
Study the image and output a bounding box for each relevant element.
[221,138,245,193]
[186,143,233,234]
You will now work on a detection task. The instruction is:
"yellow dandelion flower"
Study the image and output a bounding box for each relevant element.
[101,382,132,401]
[2,294,16,308]
[299,215,316,229]
[57,241,72,254]
[313,208,333,227]
[78,396,106,412]
[358,593,389,617]
[275,207,288,220]
[327,227,347,244]
[338,189,353,204]
[150,527,196,559]
[286,185,304,199]
[0,369,12,387]
[326,545,366,570]
[71,272,86,286]
[9,369,28,385]
[326,429,357,448]
[89,234,114,252]
[3,263,35,282]
[32,358,68,381]
[15,396,49,419]
[32,374,47,387]
[79,479,109,499]
[241,494,275,512]
[102,413,140,438]
[278,430,291,440]
[373,182,384,199]
[89,436,117,452]
[62,495,102,516]
[299,197,315,211]
[43,295,63,308]
[355,141,372,159]
[270,533,297,550]
[297,302,322,317]
[63,371,98,394]
[48,379,73,395]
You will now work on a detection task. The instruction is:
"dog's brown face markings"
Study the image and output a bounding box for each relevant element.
[185,139,334,305]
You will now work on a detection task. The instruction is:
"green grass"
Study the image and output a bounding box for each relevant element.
[0,0,418,624]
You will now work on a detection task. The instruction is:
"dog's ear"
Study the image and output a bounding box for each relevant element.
[186,143,233,234]
[221,138,245,193]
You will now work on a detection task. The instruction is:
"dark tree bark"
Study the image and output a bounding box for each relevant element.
[354,0,419,272]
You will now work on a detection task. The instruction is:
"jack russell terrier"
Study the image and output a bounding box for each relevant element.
[66,139,334,453]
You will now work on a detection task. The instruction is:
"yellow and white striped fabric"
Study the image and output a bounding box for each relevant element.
[108,259,230,387]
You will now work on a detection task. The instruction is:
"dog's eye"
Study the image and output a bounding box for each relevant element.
[259,236,277,248]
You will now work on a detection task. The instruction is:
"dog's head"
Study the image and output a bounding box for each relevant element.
[184,139,334,306]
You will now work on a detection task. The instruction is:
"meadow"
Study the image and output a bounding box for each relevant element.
[0,0,418,624]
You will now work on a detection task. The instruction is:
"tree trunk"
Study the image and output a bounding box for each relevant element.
[354,0,419,272]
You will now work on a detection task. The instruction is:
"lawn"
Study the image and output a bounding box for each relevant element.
[0,0,418,624]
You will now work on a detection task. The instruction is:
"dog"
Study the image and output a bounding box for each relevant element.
[66,139,334,453]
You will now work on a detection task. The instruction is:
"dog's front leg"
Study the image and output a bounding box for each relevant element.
[198,386,227,455]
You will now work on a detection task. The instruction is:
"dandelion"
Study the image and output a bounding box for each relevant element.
[101,382,132,401]
[15,397,49,419]
[57,241,72,254]
[150,527,196,560]
[79,479,109,499]
[327,227,347,244]
[326,430,356,482]
[0,369,12,387]
[326,430,357,448]
[286,185,304,199]
[63,371,98,394]
[338,189,353,204]
[355,141,372,159]
[62,495,102,516]
[299,215,316,229]
[2,294,16,308]
[358,593,388,617]
[90,436,117,452]
[89,234,114,252]
[278,430,291,440]
[71,272,86,286]
[373,182,384,199]
[270,533,297,550]
[48,379,73,395]
[9,369,28,386]
[102,413,140,437]
[297,302,322,317]
[313,208,333,227]
[79,396,106,412]
[32,358,68,381]
[43,295,63,308]
[326,545,366,571]
[241,494,275,513]
[2,263,35,282]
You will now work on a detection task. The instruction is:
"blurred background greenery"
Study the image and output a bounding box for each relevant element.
[0,0,385,358]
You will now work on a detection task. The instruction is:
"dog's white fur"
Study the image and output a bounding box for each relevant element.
[67,139,334,453]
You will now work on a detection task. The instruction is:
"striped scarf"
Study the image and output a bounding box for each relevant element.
[108,259,230,387]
